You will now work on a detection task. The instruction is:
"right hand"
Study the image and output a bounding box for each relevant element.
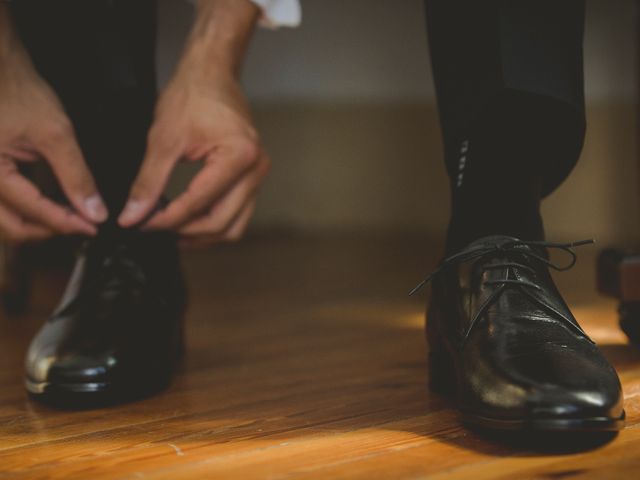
[0,49,107,244]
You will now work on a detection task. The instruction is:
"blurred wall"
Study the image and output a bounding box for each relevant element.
[159,0,640,244]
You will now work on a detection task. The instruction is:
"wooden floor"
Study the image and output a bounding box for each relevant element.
[2,234,640,479]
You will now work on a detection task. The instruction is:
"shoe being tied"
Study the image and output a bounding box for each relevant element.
[413,235,624,432]
[25,228,186,406]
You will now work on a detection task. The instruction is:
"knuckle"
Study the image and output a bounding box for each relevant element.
[233,138,260,167]
[259,155,272,177]
[245,127,260,143]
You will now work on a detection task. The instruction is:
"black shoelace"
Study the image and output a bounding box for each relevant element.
[54,243,149,320]
[409,238,595,343]
[99,245,148,299]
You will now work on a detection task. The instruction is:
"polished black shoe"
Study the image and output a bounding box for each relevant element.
[25,229,186,406]
[413,235,625,432]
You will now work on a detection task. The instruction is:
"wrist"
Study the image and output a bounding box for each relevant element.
[181,0,259,78]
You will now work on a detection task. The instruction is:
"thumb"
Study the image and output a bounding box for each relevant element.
[118,141,178,227]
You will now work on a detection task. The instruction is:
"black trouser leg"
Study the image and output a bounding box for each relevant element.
[424,0,586,251]
[9,0,157,216]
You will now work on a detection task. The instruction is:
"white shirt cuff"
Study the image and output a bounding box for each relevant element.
[251,0,301,28]
[187,0,301,29]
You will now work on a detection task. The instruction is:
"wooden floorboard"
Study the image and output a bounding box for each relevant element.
[1,234,639,479]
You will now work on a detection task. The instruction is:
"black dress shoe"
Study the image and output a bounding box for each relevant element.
[412,235,625,432]
[25,229,186,406]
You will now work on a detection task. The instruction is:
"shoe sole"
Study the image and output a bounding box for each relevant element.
[461,411,625,432]
[25,375,171,409]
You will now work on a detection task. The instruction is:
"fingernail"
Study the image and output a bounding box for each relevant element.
[84,195,109,222]
[118,199,144,225]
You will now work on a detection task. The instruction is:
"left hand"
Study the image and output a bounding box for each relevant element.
[118,65,269,247]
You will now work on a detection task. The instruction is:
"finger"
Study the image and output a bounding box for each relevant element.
[3,147,40,162]
[37,123,108,223]
[147,145,264,231]
[118,132,182,227]
[163,154,266,235]
[179,199,255,249]
[223,199,256,242]
[0,201,55,244]
[0,160,97,235]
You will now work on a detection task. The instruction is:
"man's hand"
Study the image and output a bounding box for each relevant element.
[118,0,269,246]
[0,5,107,243]
[118,62,269,246]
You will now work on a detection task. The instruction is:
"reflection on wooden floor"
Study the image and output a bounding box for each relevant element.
[1,234,640,479]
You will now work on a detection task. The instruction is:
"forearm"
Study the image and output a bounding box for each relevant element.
[0,2,18,60]
[0,4,36,87]
[180,0,260,78]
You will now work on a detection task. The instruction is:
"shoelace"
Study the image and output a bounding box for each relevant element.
[54,244,149,319]
[100,244,147,297]
[409,238,595,343]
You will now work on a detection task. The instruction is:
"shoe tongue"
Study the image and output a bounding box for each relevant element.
[97,224,141,243]
[464,235,522,250]
[97,222,174,241]
[86,224,177,267]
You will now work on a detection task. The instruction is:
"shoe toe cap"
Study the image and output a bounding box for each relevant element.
[28,351,116,385]
[530,386,624,421]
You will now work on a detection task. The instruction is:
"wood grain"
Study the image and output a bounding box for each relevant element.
[0,235,638,479]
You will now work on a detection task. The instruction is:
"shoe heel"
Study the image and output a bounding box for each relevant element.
[173,315,186,362]
[426,304,456,396]
[428,345,456,396]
